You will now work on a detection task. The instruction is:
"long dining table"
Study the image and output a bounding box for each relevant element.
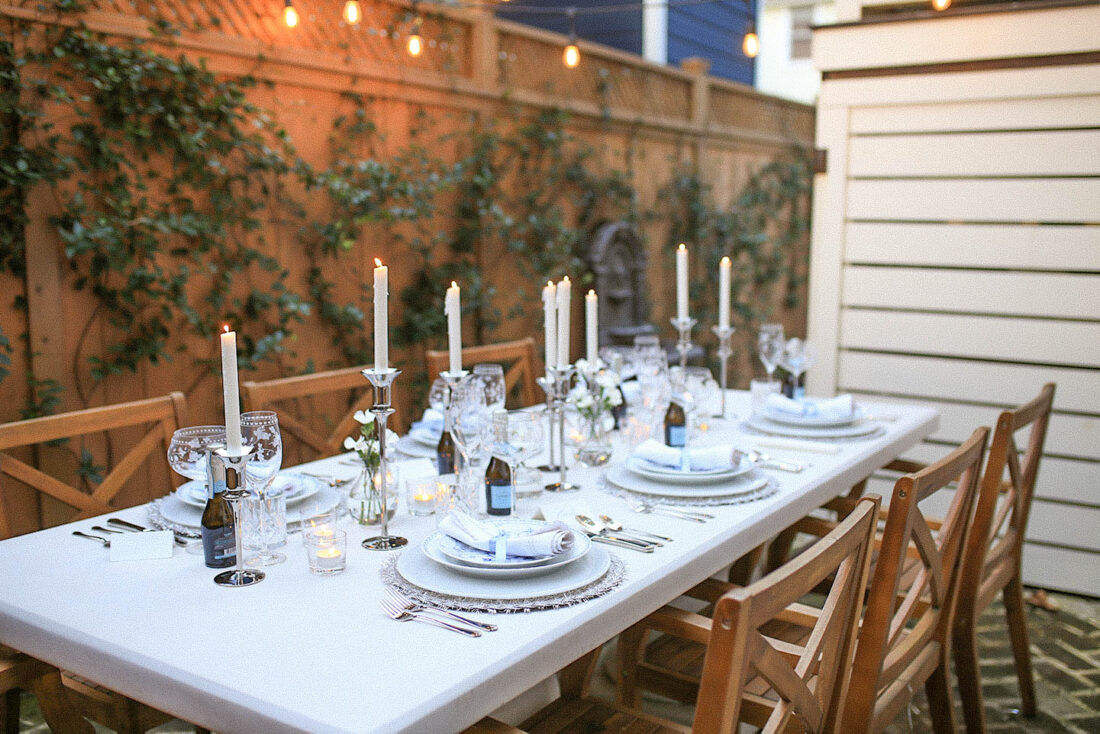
[0,391,937,734]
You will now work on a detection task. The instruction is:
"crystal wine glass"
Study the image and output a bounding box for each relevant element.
[473,363,506,413]
[167,426,226,555]
[758,323,785,381]
[450,379,489,510]
[240,410,285,566]
[780,338,816,400]
[508,410,545,498]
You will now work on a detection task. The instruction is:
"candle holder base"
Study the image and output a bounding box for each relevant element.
[214,568,265,587]
[544,481,579,493]
[536,463,562,473]
[361,535,409,551]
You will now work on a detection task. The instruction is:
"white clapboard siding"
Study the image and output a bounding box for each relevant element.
[847,178,1100,223]
[845,222,1100,271]
[849,96,1100,135]
[811,3,1100,594]
[849,130,1100,178]
[841,310,1100,368]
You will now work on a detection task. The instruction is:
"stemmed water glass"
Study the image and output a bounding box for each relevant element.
[758,323,785,382]
[507,410,545,498]
[474,363,506,413]
[450,379,490,512]
[240,411,285,566]
[780,338,816,399]
[167,426,226,554]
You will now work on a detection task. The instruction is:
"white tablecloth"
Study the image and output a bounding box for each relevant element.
[0,392,936,734]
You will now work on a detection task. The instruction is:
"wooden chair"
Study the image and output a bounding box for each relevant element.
[242,365,404,466]
[425,338,541,408]
[953,384,1054,733]
[468,496,880,734]
[840,427,989,733]
[0,392,193,733]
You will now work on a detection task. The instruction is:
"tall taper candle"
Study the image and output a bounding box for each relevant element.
[373,258,388,371]
[220,326,243,454]
[676,243,689,322]
[585,290,598,364]
[542,281,557,370]
[556,276,571,367]
[718,256,731,330]
[445,281,462,374]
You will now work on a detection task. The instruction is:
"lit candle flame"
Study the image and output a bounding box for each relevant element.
[374,258,383,267]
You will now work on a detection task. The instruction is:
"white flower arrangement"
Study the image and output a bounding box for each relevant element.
[569,359,623,426]
[343,410,400,470]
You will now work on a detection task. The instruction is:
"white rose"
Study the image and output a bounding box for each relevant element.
[354,410,374,425]
[576,394,594,410]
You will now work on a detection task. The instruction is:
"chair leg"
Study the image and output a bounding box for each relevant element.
[765,525,799,574]
[952,612,986,734]
[2,688,20,734]
[1003,574,1037,717]
[30,671,96,734]
[616,624,647,708]
[925,660,957,734]
[727,543,764,586]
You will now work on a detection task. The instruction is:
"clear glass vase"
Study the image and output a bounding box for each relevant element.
[347,464,399,525]
[575,413,612,467]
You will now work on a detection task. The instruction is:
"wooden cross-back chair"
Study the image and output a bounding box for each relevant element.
[464,496,880,734]
[425,338,541,408]
[840,426,989,733]
[242,365,404,466]
[0,392,193,734]
[0,392,189,538]
[953,383,1055,733]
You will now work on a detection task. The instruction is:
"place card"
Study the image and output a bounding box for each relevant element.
[109,530,174,562]
[753,436,842,454]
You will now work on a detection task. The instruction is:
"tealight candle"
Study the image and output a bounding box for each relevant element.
[406,478,438,516]
[306,529,347,575]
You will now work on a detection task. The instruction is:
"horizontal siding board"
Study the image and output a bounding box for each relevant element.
[1020,544,1100,596]
[842,267,1100,320]
[848,130,1100,178]
[849,96,1100,135]
[836,351,1099,414]
[846,178,1100,224]
[840,310,1100,367]
[844,222,1100,271]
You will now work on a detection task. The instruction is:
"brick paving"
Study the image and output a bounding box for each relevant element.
[15,591,1100,732]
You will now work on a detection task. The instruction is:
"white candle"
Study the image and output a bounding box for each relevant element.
[676,243,689,322]
[445,281,461,374]
[220,326,243,454]
[373,259,388,371]
[719,256,731,330]
[556,276,571,367]
[585,290,598,364]
[542,281,557,370]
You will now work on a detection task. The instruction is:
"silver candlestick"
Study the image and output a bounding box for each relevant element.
[210,446,264,587]
[360,367,407,551]
[711,325,736,418]
[544,364,578,492]
[670,316,697,370]
[536,374,561,473]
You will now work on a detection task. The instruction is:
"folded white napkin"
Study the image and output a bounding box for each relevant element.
[632,439,738,472]
[409,408,444,440]
[438,512,574,558]
[764,393,854,421]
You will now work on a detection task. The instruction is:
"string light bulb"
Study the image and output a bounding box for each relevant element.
[563,8,580,68]
[742,26,759,58]
[407,14,423,56]
[342,0,361,25]
[932,0,951,9]
[283,0,298,27]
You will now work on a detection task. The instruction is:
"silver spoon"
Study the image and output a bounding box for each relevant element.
[598,514,673,543]
[575,515,658,550]
[72,531,110,547]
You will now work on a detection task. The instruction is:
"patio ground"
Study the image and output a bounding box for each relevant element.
[14,590,1100,732]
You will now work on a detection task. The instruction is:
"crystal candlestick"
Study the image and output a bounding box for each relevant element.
[670,316,697,370]
[360,368,407,551]
[544,365,578,492]
[711,324,736,419]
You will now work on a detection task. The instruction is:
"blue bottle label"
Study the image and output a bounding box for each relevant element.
[489,483,514,511]
[667,425,687,448]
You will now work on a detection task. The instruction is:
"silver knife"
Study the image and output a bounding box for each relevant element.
[585,533,655,553]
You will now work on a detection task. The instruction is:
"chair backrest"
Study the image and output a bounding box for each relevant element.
[425,338,541,408]
[842,426,989,733]
[0,392,189,539]
[693,496,880,734]
[242,365,393,466]
[957,383,1055,621]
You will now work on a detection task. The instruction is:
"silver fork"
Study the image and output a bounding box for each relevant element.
[631,503,713,523]
[747,450,806,473]
[384,588,497,632]
[378,597,481,637]
[72,531,110,546]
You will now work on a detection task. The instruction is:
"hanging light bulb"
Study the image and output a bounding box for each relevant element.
[932,0,951,9]
[283,0,299,27]
[342,0,361,25]
[407,16,424,57]
[742,25,759,58]
[563,8,580,68]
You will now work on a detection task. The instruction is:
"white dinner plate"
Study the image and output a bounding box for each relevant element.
[159,484,339,529]
[761,403,865,428]
[744,414,881,439]
[625,455,755,484]
[399,541,611,596]
[396,434,437,459]
[424,525,591,576]
[410,427,442,447]
[177,472,322,509]
[606,465,769,499]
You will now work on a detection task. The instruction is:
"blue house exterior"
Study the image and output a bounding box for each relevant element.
[497,0,755,85]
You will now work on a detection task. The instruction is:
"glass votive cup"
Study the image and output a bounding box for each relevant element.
[405,478,439,516]
[305,528,347,575]
[750,378,781,414]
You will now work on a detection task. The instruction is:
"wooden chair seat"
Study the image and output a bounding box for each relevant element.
[426,337,541,408]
